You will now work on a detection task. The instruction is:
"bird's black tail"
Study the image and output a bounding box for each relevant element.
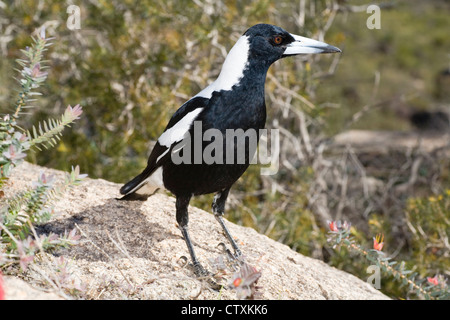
[120,166,155,196]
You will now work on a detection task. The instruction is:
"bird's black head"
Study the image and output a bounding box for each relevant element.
[194,24,341,100]
[243,23,341,66]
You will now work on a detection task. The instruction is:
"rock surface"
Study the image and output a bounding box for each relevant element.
[3,162,388,300]
[333,130,449,153]
[3,276,62,300]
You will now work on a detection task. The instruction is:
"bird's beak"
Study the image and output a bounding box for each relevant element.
[283,34,341,56]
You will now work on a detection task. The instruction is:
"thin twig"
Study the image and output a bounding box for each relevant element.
[74,223,135,290]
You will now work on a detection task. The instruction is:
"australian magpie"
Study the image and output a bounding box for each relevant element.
[120,24,341,276]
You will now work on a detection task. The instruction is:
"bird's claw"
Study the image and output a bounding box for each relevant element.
[192,262,222,291]
[193,262,211,278]
[217,242,244,268]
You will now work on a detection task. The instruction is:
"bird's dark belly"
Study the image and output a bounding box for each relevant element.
[162,161,249,196]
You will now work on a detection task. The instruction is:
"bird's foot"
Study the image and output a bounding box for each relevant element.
[178,256,223,290]
[217,242,244,270]
[193,262,210,277]
[192,262,222,291]
[178,255,212,277]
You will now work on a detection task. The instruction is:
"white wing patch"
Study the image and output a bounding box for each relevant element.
[157,107,204,148]
[195,35,250,99]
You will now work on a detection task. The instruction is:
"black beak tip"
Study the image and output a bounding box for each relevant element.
[326,45,342,53]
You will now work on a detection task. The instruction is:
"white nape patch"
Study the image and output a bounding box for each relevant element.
[195,35,250,99]
[157,108,204,147]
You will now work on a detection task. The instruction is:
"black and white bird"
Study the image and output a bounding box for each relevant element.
[120,24,341,275]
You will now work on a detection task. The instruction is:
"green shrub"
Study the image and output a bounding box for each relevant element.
[0,28,85,271]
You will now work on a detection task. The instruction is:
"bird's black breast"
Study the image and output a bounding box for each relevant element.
[162,82,267,196]
[201,83,266,131]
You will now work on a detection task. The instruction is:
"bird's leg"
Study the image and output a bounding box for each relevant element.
[176,195,208,277]
[212,188,242,260]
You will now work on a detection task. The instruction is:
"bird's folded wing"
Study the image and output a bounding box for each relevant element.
[148,96,209,167]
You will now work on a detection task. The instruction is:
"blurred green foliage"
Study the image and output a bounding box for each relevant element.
[336,189,450,299]
[405,191,450,278]
[319,1,450,134]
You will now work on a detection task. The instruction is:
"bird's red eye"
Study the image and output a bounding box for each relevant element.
[273,36,283,45]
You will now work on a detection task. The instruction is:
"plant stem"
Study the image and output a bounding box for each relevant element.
[341,240,429,298]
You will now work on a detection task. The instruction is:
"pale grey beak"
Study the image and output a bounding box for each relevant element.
[283,34,341,56]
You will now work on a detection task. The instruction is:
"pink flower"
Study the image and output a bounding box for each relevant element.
[233,277,242,287]
[329,221,338,232]
[0,271,4,300]
[3,145,26,161]
[23,64,47,80]
[16,237,37,271]
[230,262,261,299]
[427,276,439,286]
[13,132,29,143]
[327,220,351,232]
[373,233,384,251]
[66,104,83,120]
[31,63,47,78]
